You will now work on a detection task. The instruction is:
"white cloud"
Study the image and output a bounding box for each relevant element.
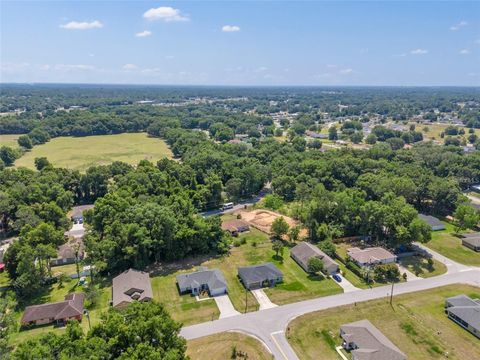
[450,20,468,31]
[60,20,103,30]
[135,30,152,37]
[54,64,95,71]
[123,64,138,70]
[255,66,268,73]
[143,7,189,22]
[326,64,338,68]
[459,49,470,55]
[222,25,240,32]
[410,48,428,55]
[339,68,353,75]
[475,39,480,45]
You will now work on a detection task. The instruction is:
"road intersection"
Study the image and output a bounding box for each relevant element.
[180,247,480,360]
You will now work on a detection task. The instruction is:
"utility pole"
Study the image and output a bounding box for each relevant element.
[390,281,394,305]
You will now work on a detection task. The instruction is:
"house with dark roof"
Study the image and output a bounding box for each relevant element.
[221,219,250,236]
[290,242,339,275]
[418,214,446,231]
[461,232,480,252]
[238,263,283,290]
[176,267,227,296]
[340,319,407,360]
[445,294,480,338]
[112,269,153,309]
[347,247,396,267]
[21,293,85,326]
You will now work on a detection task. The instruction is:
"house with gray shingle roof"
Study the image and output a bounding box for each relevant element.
[112,269,153,309]
[290,242,339,275]
[418,214,446,231]
[340,319,407,360]
[238,263,283,290]
[347,247,396,267]
[176,267,227,296]
[461,232,480,252]
[445,294,480,338]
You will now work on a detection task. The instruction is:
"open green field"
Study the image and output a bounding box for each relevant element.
[425,222,480,266]
[14,133,173,172]
[288,285,480,360]
[399,256,447,278]
[187,332,272,360]
[412,122,480,143]
[0,134,20,148]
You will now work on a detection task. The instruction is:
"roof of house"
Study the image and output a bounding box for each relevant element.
[462,237,480,247]
[446,295,480,330]
[221,219,250,232]
[347,247,396,264]
[22,293,85,323]
[290,242,338,271]
[340,319,406,360]
[238,263,283,284]
[176,268,227,292]
[418,214,445,228]
[461,232,480,239]
[112,269,153,307]
[56,239,84,260]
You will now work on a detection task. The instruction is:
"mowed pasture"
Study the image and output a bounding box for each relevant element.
[0,134,20,148]
[288,285,480,360]
[14,133,173,171]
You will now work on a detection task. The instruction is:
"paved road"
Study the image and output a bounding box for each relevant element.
[413,242,471,274]
[181,259,480,359]
[466,194,480,205]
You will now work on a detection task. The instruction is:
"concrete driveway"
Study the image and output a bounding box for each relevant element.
[397,263,421,281]
[335,274,360,292]
[214,294,240,319]
[251,289,277,310]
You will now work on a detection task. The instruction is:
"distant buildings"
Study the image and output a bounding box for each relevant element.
[445,295,480,339]
[290,242,339,275]
[176,267,227,296]
[21,293,85,326]
[347,247,397,267]
[238,263,283,290]
[112,269,153,309]
[340,319,407,360]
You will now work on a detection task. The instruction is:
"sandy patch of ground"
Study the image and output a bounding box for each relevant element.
[235,209,307,237]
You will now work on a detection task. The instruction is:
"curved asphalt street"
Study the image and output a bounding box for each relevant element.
[180,249,480,360]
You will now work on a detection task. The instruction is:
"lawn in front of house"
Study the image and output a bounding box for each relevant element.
[187,332,272,360]
[399,256,447,278]
[14,133,173,172]
[288,284,480,360]
[425,222,480,266]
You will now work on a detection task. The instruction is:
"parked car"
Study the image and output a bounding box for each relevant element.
[333,274,342,282]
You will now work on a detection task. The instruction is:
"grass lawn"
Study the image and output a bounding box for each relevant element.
[186,332,272,360]
[288,285,480,360]
[14,133,172,172]
[399,256,447,278]
[0,134,20,148]
[425,222,480,266]
[413,122,480,143]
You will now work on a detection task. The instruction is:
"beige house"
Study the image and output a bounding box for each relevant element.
[112,269,153,309]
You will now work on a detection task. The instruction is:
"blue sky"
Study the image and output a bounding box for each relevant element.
[1,1,479,86]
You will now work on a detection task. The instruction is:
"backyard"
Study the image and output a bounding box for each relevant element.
[288,284,480,360]
[14,133,173,172]
[425,222,480,266]
[186,332,272,360]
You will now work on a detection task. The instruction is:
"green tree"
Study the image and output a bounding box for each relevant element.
[307,257,324,274]
[272,239,284,258]
[271,217,289,240]
[453,205,480,233]
[17,135,33,149]
[0,146,17,166]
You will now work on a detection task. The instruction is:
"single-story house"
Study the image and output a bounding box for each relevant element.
[238,263,283,290]
[112,269,153,309]
[461,234,480,252]
[21,293,85,326]
[340,319,407,360]
[51,238,85,266]
[221,219,250,236]
[176,267,227,296]
[418,214,446,231]
[347,247,397,267]
[290,241,339,275]
[445,294,480,339]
